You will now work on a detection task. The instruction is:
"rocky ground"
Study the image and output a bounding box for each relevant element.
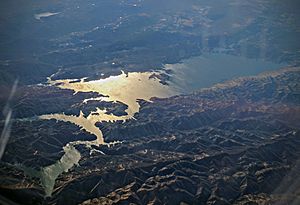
[0,67,299,205]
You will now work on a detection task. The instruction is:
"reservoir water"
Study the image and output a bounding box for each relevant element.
[27,53,284,196]
[36,71,179,196]
[165,53,285,92]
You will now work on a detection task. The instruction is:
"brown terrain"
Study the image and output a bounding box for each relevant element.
[0,67,299,205]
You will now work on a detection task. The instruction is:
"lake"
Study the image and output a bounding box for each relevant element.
[165,53,285,93]
[30,53,285,196]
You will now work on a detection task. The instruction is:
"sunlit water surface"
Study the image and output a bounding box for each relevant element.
[26,54,284,196]
[35,71,179,196]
